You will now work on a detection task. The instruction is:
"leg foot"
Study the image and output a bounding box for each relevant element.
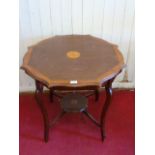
[100,126,106,142]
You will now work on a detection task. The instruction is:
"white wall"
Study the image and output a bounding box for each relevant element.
[19,0,135,92]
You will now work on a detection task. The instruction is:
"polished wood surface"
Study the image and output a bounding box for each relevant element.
[21,35,124,88]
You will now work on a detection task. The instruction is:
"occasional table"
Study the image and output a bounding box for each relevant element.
[21,35,124,142]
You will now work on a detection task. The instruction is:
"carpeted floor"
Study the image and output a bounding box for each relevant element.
[19,90,135,155]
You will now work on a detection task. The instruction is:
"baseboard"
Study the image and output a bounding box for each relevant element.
[112,82,134,88]
[19,86,35,92]
[19,82,134,93]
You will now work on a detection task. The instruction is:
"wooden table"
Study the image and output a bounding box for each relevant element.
[21,35,124,142]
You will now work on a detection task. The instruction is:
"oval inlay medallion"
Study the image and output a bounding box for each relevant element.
[66,51,80,59]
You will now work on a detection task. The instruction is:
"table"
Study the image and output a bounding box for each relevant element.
[21,35,124,142]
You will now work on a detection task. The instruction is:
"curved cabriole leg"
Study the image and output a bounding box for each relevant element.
[35,80,49,142]
[100,78,114,142]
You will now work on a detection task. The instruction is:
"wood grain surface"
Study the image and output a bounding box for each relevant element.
[21,35,124,88]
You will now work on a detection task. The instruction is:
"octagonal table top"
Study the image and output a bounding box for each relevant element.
[21,35,124,88]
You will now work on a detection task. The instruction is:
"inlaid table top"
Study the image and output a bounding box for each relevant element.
[21,35,124,88]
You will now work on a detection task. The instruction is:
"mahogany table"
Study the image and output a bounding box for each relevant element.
[21,35,124,143]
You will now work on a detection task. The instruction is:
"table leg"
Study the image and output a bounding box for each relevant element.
[35,80,49,142]
[49,88,54,103]
[100,78,114,142]
[95,89,100,102]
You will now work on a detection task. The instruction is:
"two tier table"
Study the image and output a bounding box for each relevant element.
[21,35,124,142]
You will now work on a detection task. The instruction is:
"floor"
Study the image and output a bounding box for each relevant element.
[19,90,135,155]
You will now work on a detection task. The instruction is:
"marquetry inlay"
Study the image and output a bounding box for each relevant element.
[66,51,80,59]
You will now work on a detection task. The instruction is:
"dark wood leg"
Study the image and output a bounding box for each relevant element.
[35,80,49,142]
[49,88,54,102]
[100,78,114,142]
[95,89,99,102]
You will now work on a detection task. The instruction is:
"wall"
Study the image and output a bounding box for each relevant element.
[19,0,135,92]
